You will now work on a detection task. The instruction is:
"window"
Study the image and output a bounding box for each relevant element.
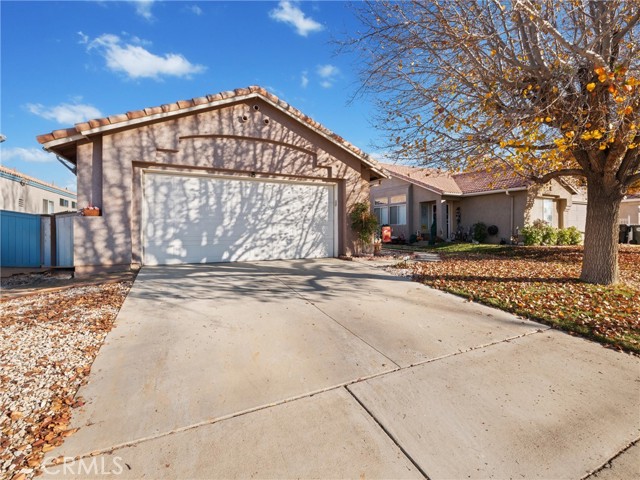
[389,204,406,225]
[43,199,54,214]
[60,198,69,207]
[72,201,77,209]
[375,193,408,225]
[543,199,553,224]
[18,198,24,208]
[374,206,389,225]
[375,193,407,226]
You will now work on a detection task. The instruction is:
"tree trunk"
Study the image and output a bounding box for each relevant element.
[580,177,624,285]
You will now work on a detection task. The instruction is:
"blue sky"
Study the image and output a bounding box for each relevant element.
[0,0,380,192]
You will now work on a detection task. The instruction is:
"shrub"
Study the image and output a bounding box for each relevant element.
[522,222,583,247]
[521,225,543,245]
[541,224,558,245]
[472,222,488,243]
[350,202,378,247]
[565,226,582,245]
[556,228,571,245]
[487,225,499,236]
[531,219,546,228]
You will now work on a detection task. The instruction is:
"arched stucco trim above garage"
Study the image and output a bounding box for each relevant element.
[36,86,386,274]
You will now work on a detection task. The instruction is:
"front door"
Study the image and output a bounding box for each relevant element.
[420,203,430,233]
[445,203,450,239]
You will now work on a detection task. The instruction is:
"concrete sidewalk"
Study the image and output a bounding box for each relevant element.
[42,259,640,479]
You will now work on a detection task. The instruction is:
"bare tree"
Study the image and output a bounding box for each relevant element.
[348,0,640,284]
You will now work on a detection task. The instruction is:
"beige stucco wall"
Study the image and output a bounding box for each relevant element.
[620,200,640,224]
[526,180,574,229]
[73,99,372,273]
[457,191,527,243]
[0,176,76,215]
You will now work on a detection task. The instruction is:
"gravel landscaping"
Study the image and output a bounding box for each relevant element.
[0,281,132,480]
[1,272,74,289]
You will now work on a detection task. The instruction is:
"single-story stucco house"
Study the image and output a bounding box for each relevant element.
[37,86,386,274]
[372,163,587,243]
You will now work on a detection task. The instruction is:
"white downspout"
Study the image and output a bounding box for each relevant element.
[506,191,514,236]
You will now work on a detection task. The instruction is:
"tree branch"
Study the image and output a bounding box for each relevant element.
[624,172,640,188]
[514,0,607,67]
[533,169,586,184]
[613,9,640,45]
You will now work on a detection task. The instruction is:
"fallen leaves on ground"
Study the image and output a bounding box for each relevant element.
[0,281,132,479]
[400,245,640,353]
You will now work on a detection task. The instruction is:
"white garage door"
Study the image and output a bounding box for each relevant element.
[142,173,335,265]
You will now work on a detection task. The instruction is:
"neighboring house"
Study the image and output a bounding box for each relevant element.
[372,163,586,243]
[0,165,77,214]
[620,194,640,224]
[36,86,386,274]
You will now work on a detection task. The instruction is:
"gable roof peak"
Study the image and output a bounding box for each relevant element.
[35,86,385,177]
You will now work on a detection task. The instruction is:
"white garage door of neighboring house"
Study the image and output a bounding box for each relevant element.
[142,172,335,265]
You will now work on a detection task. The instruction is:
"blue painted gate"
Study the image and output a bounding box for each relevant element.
[1,210,42,267]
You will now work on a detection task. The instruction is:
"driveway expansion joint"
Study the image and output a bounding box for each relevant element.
[47,328,550,467]
[44,298,551,467]
[270,269,402,369]
[404,326,551,369]
[345,386,430,480]
[581,436,640,479]
[43,369,402,467]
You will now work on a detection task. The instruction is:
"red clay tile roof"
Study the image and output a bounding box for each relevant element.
[453,168,530,194]
[36,85,384,175]
[381,163,462,195]
[381,163,531,195]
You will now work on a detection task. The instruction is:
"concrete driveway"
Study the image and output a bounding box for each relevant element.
[44,259,639,479]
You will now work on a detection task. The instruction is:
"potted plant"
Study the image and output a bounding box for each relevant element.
[349,202,379,255]
[81,205,101,216]
[373,238,382,255]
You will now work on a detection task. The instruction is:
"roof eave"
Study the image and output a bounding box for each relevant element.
[41,133,86,150]
[37,91,387,179]
[460,187,528,197]
[385,170,460,196]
